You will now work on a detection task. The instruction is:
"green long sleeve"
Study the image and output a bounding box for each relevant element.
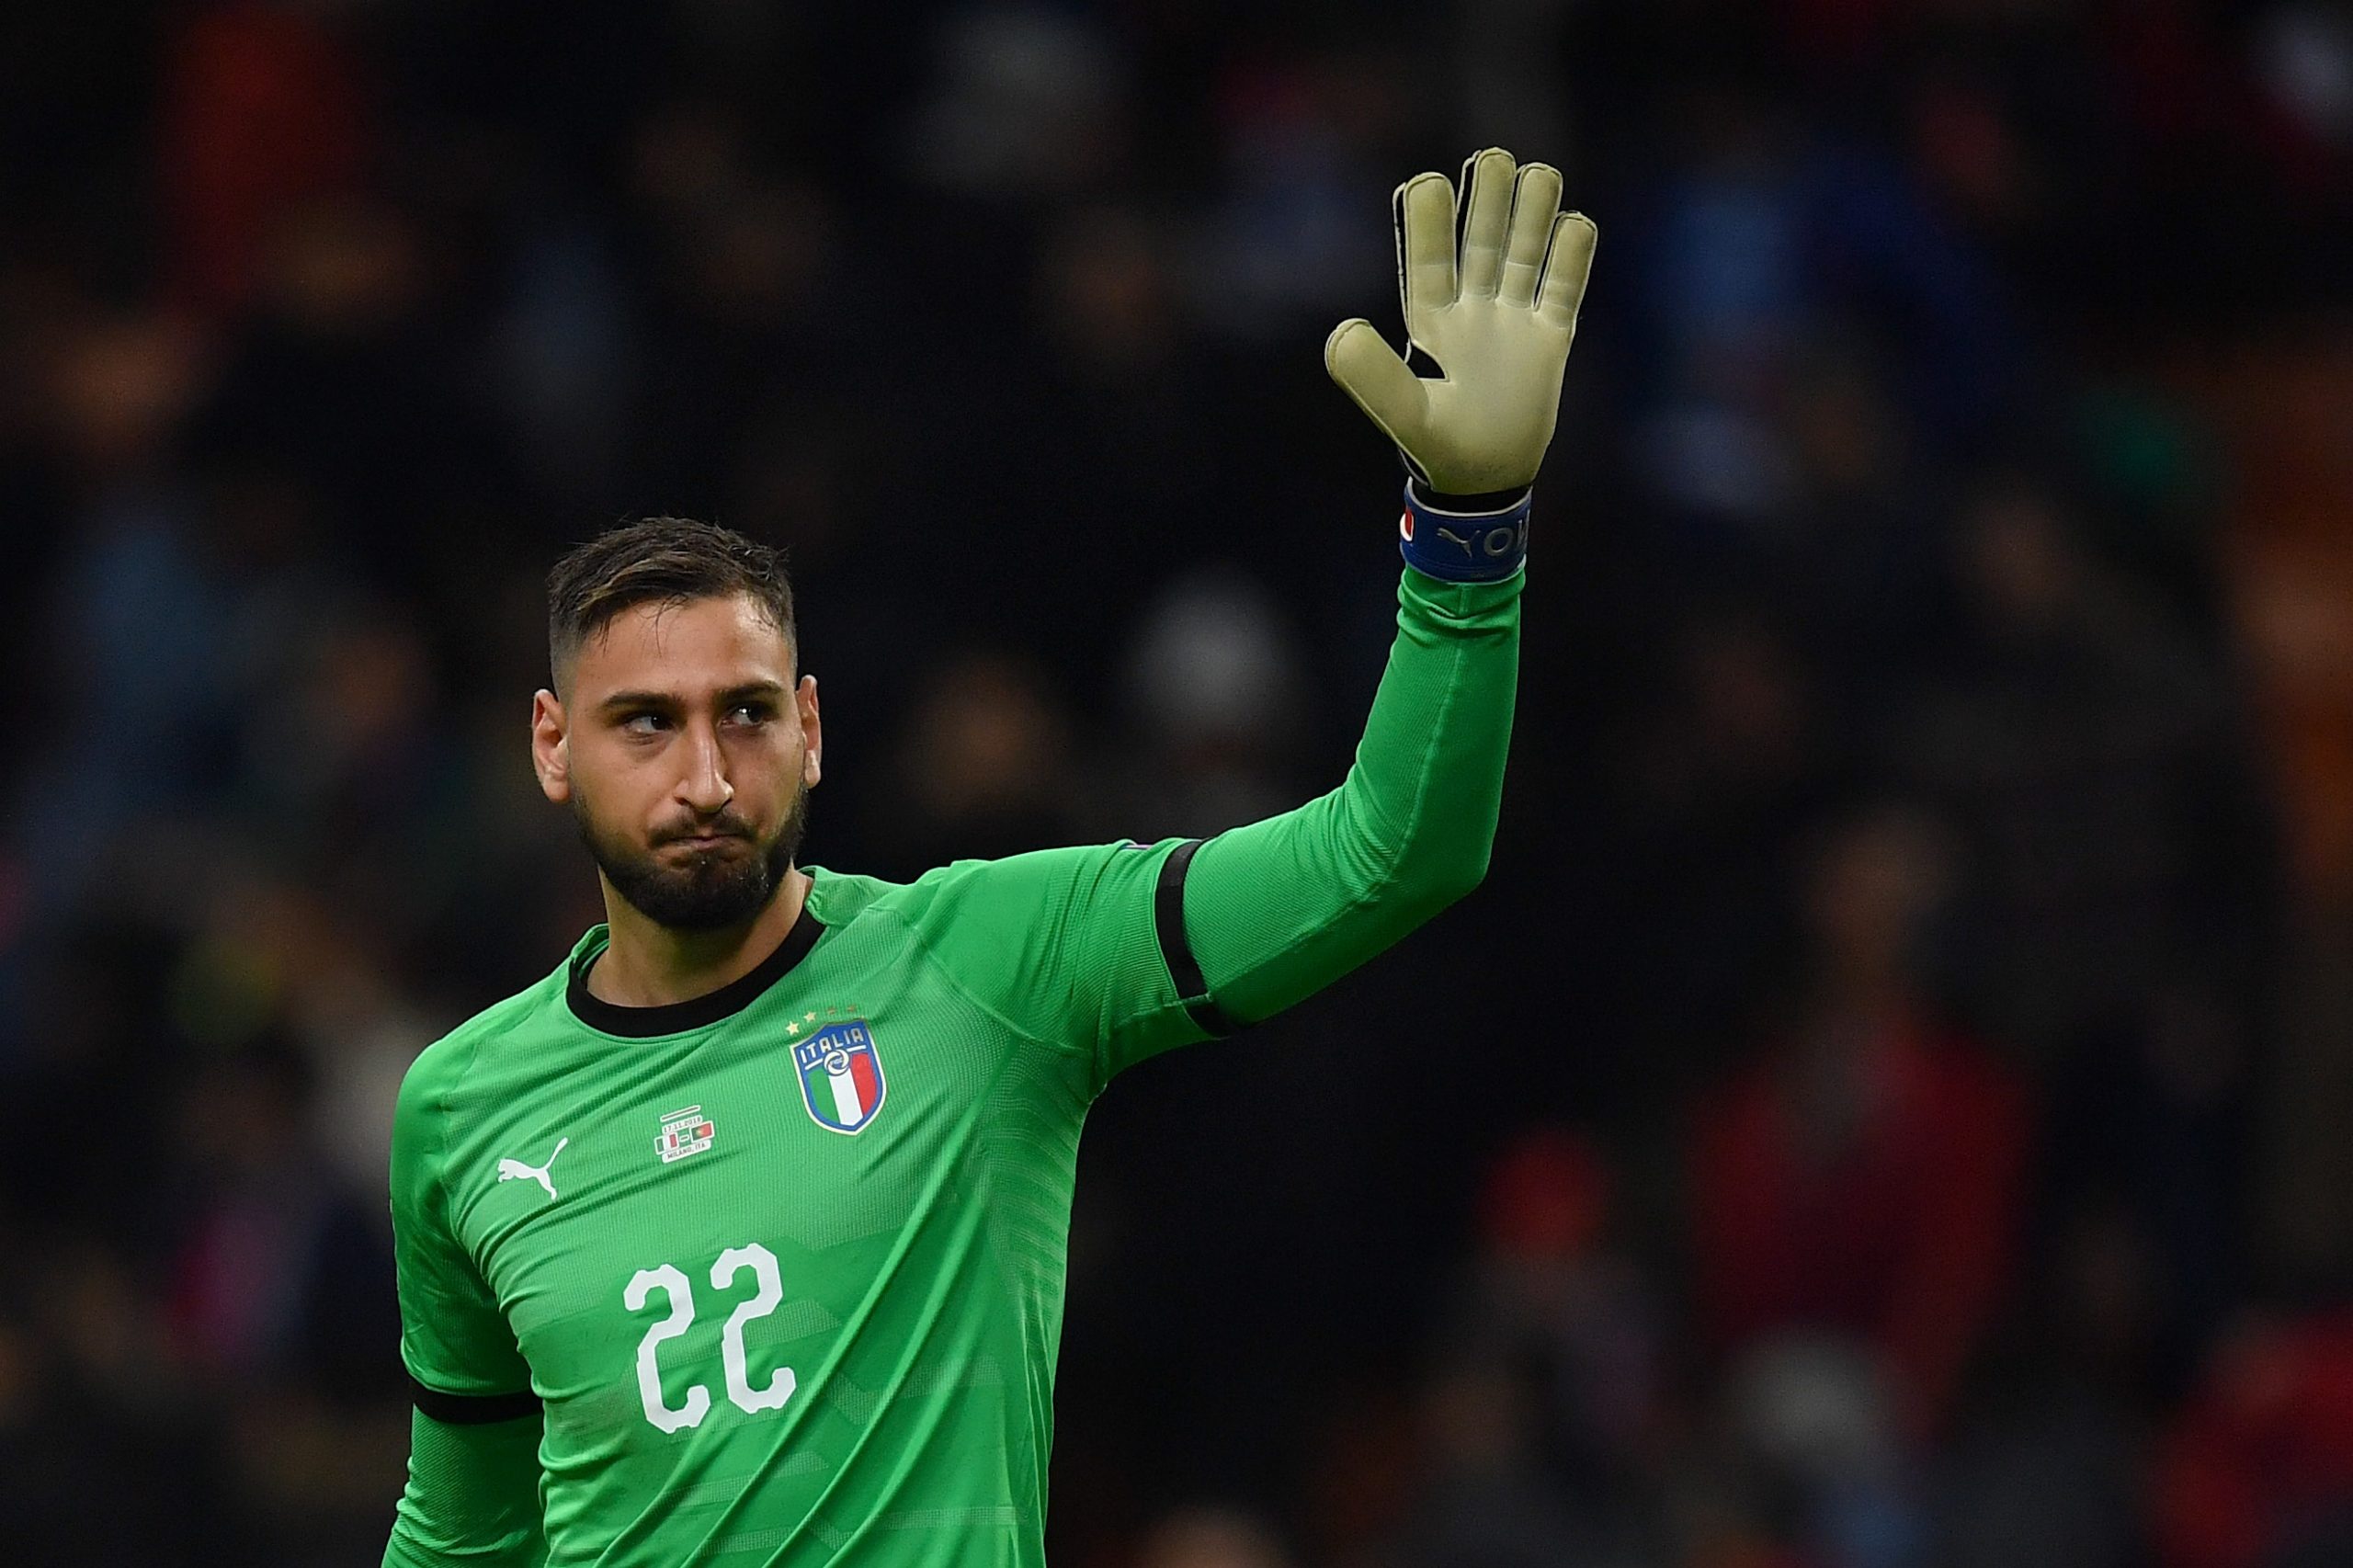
[1183,566,1520,1023]
[799,564,1521,1090]
[383,1409,547,1568]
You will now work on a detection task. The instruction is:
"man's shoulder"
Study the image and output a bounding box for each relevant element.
[804,858,1017,935]
[398,957,575,1119]
[801,865,911,928]
[810,841,1175,935]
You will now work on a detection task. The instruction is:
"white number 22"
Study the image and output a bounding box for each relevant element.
[623,1242,798,1434]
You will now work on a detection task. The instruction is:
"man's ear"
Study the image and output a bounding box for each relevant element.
[797,674,823,790]
[531,689,572,803]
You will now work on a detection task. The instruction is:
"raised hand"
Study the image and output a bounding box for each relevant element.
[1325,147,1597,499]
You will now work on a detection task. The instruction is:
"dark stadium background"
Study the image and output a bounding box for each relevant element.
[4,2,2352,1564]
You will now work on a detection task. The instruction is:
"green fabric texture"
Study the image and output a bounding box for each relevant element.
[385,1410,546,1566]
[382,566,1520,1567]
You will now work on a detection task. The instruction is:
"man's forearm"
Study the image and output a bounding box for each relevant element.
[384,1409,548,1568]
[1182,564,1519,1024]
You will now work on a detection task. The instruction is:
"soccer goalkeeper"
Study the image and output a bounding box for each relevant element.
[384,147,1595,1567]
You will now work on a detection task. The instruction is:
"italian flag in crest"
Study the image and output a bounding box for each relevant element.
[793,1019,885,1134]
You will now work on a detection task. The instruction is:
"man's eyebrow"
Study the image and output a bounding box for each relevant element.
[596,680,788,715]
[597,689,681,715]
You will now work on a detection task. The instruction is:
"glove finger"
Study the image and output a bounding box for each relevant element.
[1393,171,1458,322]
[1457,148,1517,300]
[1324,318,1430,456]
[1537,210,1598,331]
[1500,163,1563,308]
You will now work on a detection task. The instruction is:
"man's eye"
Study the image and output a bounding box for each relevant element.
[726,704,773,726]
[623,713,668,734]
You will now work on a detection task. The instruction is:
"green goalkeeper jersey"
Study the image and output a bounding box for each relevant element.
[387,567,1520,1568]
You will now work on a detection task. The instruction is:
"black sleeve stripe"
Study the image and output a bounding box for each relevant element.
[411,1376,541,1426]
[1155,839,1235,1038]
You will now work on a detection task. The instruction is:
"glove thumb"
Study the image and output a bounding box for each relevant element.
[1324,319,1429,472]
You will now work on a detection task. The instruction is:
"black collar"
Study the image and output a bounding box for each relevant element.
[567,903,826,1037]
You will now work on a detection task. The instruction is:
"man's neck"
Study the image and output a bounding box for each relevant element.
[589,867,813,1008]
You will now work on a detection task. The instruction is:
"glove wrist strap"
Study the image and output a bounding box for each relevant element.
[1399,480,1531,582]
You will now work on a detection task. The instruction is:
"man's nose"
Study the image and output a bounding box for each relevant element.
[678,723,733,812]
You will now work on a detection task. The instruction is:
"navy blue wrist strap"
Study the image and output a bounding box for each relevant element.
[1398,482,1531,582]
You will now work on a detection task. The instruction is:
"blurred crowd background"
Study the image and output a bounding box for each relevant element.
[2,1,2351,1565]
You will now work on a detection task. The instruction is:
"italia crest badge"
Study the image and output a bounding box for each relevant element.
[793,1019,886,1135]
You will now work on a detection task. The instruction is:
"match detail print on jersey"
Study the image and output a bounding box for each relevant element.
[656,1106,716,1164]
[792,1018,886,1135]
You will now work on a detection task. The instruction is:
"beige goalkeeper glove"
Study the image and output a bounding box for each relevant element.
[1327,147,1596,524]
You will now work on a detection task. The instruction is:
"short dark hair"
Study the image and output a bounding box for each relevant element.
[547,517,795,690]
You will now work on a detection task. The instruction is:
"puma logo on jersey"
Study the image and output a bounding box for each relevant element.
[497,1137,568,1201]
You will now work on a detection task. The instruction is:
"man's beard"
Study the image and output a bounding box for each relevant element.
[574,783,809,933]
